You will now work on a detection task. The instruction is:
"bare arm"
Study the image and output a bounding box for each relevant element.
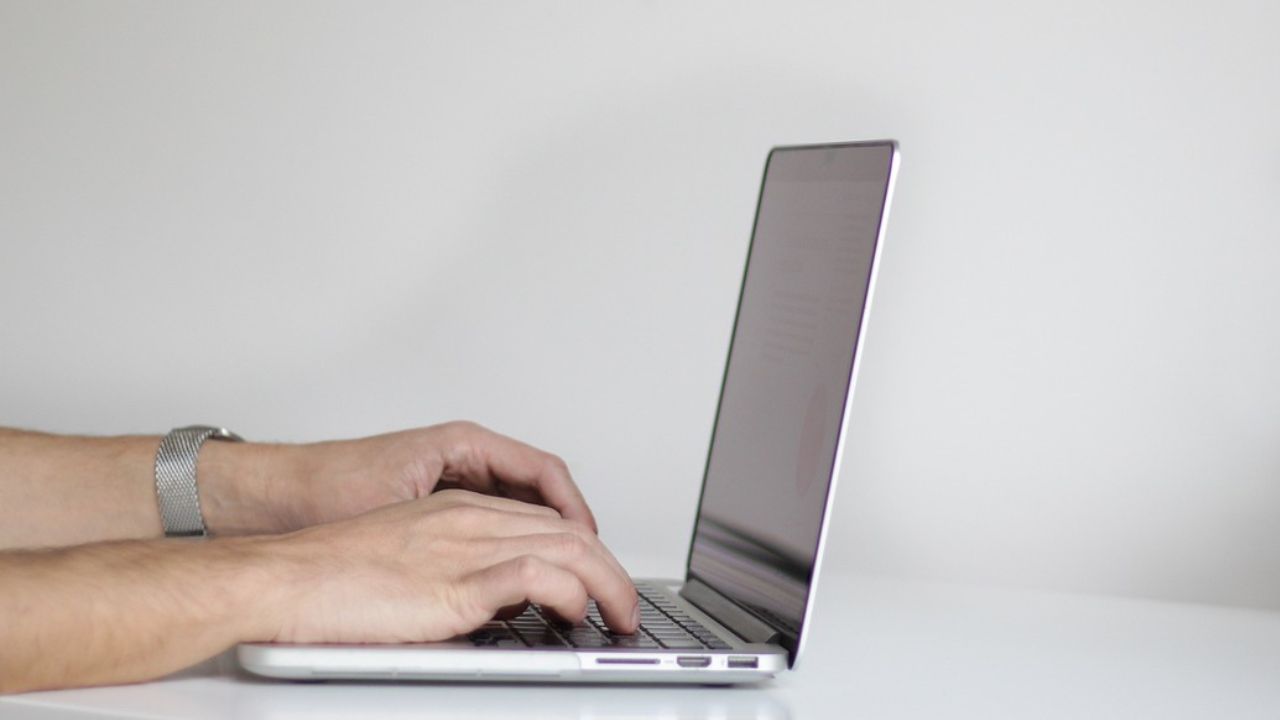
[0,428,298,548]
[0,536,283,692]
[0,422,636,693]
[0,489,638,694]
[0,421,596,550]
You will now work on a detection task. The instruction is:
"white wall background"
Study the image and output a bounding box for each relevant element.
[2,1,1278,609]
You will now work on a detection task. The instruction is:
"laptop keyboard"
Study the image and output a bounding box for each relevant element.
[467,582,731,650]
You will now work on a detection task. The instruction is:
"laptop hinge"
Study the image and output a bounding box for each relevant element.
[679,578,783,646]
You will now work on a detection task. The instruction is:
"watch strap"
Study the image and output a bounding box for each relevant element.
[154,425,244,537]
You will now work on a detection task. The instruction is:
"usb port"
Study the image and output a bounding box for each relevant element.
[676,656,712,668]
[727,656,758,669]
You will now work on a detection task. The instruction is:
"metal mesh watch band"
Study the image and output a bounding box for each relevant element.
[154,425,244,537]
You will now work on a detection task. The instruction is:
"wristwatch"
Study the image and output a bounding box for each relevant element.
[154,425,244,537]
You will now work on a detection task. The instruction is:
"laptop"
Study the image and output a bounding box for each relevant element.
[238,139,900,684]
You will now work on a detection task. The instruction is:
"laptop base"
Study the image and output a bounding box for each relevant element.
[238,579,786,685]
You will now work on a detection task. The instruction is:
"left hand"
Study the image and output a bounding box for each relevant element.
[198,421,596,536]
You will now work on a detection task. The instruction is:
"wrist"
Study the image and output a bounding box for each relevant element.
[204,535,297,643]
[240,526,340,643]
[196,440,308,536]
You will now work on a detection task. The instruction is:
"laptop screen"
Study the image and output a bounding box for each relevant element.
[687,141,897,659]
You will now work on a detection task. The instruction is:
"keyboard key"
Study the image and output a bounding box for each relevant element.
[565,628,612,648]
[608,634,660,648]
[651,627,686,636]
[657,638,705,649]
[645,627,694,637]
[491,594,734,652]
[522,628,569,647]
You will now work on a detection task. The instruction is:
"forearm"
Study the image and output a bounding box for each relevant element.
[0,536,287,693]
[0,428,304,549]
[0,430,163,548]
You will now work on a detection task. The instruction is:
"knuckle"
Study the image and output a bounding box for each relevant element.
[512,555,544,585]
[445,419,485,436]
[545,454,571,475]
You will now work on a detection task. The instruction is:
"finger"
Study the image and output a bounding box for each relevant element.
[439,508,633,596]
[429,487,562,519]
[480,533,639,634]
[499,520,633,607]
[447,425,598,532]
[462,556,589,629]
[429,503,578,542]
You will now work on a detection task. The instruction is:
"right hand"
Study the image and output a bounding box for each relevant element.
[260,489,640,644]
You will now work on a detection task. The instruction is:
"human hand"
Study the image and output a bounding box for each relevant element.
[199,421,596,536]
[0,486,637,694]
[258,488,639,641]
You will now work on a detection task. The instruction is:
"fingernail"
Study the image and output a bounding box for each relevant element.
[631,602,640,630]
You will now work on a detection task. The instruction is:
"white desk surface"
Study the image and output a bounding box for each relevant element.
[5,571,1279,720]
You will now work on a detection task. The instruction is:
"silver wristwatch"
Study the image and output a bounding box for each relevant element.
[154,425,244,537]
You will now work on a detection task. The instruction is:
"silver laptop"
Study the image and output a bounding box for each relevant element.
[238,140,900,684]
